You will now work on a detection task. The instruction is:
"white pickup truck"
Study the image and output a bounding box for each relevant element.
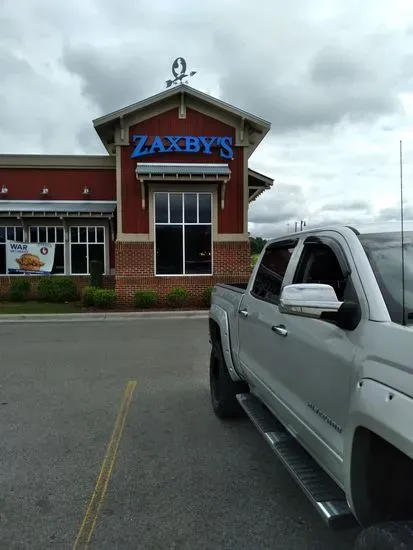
[209,222,413,549]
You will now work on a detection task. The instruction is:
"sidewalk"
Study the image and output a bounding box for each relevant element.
[0,310,209,323]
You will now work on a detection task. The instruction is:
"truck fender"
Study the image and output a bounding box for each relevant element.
[343,378,413,518]
[209,304,242,382]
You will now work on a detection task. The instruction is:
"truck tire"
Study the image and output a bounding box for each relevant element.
[209,343,248,419]
[354,521,413,549]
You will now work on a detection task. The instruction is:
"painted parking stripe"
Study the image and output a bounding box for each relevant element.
[72,380,137,550]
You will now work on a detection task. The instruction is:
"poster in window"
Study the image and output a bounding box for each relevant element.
[6,240,56,275]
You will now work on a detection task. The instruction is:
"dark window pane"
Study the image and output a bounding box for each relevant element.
[7,227,15,240]
[30,227,38,243]
[47,227,55,242]
[0,244,5,273]
[0,228,5,243]
[169,193,183,223]
[96,227,104,243]
[71,244,87,274]
[79,227,87,243]
[39,227,47,243]
[155,193,168,223]
[70,227,78,243]
[88,227,96,243]
[252,244,296,305]
[89,244,105,272]
[184,226,212,274]
[155,226,183,275]
[199,194,212,223]
[15,227,23,242]
[52,244,65,274]
[294,244,346,301]
[184,193,197,223]
[56,227,64,242]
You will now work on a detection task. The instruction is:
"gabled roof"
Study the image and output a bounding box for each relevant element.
[93,85,271,156]
[93,84,270,129]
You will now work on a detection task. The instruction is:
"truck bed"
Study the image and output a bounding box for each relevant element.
[215,282,248,293]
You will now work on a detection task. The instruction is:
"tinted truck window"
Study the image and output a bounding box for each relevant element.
[251,243,296,305]
[358,231,413,325]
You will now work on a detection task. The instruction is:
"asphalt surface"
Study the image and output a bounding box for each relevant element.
[0,319,361,549]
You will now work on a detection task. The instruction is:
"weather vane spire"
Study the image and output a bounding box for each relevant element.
[165,57,197,88]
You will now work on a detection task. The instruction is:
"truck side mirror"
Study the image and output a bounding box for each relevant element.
[279,283,360,330]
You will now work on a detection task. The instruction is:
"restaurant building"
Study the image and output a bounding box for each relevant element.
[0,85,273,305]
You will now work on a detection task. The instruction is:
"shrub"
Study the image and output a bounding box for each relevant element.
[82,286,98,307]
[90,260,103,288]
[166,287,189,308]
[9,279,31,302]
[93,289,116,309]
[201,287,213,308]
[134,290,158,309]
[37,277,78,303]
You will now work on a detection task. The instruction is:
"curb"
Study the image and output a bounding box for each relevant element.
[0,310,209,324]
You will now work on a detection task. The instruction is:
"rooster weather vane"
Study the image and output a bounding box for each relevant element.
[165,57,197,88]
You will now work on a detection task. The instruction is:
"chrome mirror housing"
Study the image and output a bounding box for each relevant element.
[279,283,343,318]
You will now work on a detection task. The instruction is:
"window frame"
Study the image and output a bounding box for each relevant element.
[69,224,107,276]
[0,220,109,276]
[153,191,213,277]
[291,235,361,309]
[250,239,299,305]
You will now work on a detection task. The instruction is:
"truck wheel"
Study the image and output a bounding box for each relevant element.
[209,343,248,419]
[354,521,413,549]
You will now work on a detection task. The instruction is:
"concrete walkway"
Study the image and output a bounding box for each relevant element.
[0,310,209,323]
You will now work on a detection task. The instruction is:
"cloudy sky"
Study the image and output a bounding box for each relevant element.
[2,0,413,238]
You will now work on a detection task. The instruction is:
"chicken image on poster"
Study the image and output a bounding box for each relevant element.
[6,241,56,275]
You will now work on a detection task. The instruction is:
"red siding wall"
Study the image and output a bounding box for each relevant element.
[121,107,244,234]
[0,168,116,201]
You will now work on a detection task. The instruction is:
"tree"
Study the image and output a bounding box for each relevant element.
[249,236,267,254]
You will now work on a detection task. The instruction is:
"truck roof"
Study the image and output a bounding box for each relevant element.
[271,220,413,242]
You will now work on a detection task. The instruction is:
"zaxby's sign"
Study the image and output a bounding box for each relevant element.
[131,135,234,160]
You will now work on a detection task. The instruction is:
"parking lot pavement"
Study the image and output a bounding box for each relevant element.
[0,319,360,549]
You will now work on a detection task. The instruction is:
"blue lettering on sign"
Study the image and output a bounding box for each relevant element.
[10,243,28,251]
[131,135,234,159]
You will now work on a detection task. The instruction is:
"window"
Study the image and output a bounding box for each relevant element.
[154,192,212,275]
[29,226,64,274]
[251,242,296,304]
[70,226,105,275]
[358,231,413,325]
[0,226,24,274]
[293,242,357,303]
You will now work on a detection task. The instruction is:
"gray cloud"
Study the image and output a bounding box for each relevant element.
[377,204,413,221]
[62,44,158,116]
[319,199,372,212]
[2,0,413,232]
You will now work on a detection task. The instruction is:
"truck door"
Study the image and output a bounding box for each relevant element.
[278,235,360,482]
[237,238,300,402]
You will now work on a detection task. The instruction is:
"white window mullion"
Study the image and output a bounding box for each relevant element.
[182,192,185,274]
[196,193,199,224]
[182,221,185,275]
[167,193,170,224]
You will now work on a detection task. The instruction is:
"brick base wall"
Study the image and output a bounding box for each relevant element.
[0,275,115,300]
[115,240,252,306]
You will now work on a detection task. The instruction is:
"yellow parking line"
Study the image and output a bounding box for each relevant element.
[73,380,137,550]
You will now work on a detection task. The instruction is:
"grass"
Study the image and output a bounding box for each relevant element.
[0,301,83,314]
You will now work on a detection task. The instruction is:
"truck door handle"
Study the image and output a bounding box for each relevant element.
[272,325,288,337]
[239,309,249,318]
